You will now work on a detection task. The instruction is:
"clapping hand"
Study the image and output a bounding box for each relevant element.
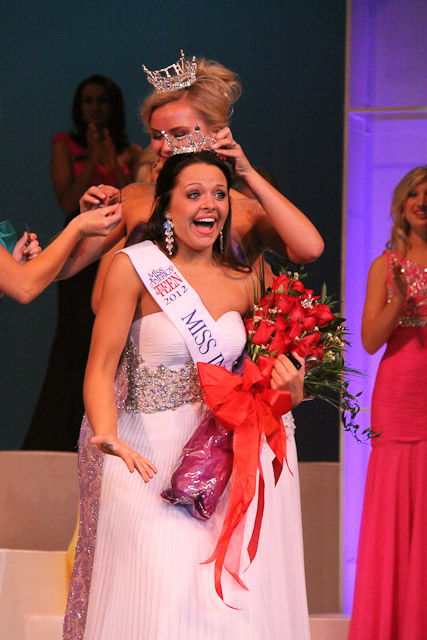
[390,257,407,302]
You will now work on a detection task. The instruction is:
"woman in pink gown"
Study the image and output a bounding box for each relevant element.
[348,166,427,640]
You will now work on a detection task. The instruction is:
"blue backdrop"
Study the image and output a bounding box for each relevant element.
[0,0,346,456]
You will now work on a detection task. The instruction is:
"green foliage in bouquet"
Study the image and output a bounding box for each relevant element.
[245,255,375,442]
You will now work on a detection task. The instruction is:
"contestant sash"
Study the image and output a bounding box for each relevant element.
[119,241,235,370]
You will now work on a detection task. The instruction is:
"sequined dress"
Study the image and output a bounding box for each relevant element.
[348,251,427,640]
[64,308,310,640]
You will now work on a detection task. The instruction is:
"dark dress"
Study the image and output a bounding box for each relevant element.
[22,133,131,451]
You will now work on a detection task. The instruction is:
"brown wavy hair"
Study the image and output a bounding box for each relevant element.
[386,166,427,256]
[141,57,242,131]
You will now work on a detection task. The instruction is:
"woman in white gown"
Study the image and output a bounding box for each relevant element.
[64,149,307,639]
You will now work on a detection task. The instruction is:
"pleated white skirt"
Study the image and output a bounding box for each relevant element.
[84,405,310,640]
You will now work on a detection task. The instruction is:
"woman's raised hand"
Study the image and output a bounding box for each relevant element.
[212,127,253,179]
[91,434,158,482]
[74,204,122,238]
[80,184,122,212]
[390,257,408,302]
[13,232,42,263]
[270,352,305,407]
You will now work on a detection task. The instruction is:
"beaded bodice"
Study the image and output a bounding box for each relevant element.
[123,311,246,414]
[386,250,427,327]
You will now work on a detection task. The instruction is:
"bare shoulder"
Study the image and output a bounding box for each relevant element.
[122,182,155,230]
[368,253,388,283]
[107,251,140,285]
[122,182,155,199]
[230,189,263,214]
[222,265,256,308]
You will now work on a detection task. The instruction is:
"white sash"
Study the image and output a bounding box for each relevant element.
[120,241,235,370]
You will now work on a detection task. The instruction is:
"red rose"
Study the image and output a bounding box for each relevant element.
[286,322,303,341]
[267,331,292,356]
[276,295,297,315]
[257,293,275,312]
[294,332,321,357]
[244,317,255,334]
[251,319,276,345]
[301,308,318,331]
[271,274,291,293]
[289,280,306,293]
[315,304,335,327]
[289,300,305,324]
[274,315,290,332]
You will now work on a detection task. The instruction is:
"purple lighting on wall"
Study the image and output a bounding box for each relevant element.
[343,0,427,614]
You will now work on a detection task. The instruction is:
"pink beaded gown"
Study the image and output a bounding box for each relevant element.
[348,251,427,640]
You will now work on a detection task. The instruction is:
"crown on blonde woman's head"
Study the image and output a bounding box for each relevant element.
[161,124,216,155]
[143,50,197,93]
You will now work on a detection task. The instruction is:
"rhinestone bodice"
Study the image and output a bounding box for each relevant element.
[123,311,246,414]
[124,339,204,413]
[386,250,427,327]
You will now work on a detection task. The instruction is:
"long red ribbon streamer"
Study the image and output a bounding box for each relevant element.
[197,355,292,603]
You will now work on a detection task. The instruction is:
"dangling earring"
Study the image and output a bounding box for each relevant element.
[219,228,224,255]
[163,215,174,256]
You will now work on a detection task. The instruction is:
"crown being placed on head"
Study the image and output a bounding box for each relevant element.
[143,50,197,93]
[162,124,216,155]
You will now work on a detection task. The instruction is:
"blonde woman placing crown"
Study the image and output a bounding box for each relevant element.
[64,54,316,640]
[58,53,323,308]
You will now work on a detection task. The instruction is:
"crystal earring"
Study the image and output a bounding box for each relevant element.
[219,228,224,255]
[163,216,174,256]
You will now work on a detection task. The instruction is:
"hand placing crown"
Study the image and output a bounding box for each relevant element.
[143,50,197,93]
[161,124,216,155]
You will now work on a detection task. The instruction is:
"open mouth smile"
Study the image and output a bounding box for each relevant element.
[193,217,216,233]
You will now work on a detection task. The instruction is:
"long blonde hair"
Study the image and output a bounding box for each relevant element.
[386,166,427,256]
[141,57,242,131]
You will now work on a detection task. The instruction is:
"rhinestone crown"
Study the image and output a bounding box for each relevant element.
[161,124,216,155]
[143,50,197,93]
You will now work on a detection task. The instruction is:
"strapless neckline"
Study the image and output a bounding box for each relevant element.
[132,309,243,327]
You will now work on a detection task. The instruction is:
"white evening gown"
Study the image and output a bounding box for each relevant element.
[82,312,310,640]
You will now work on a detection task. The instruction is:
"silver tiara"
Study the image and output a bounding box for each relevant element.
[143,50,197,93]
[161,124,216,154]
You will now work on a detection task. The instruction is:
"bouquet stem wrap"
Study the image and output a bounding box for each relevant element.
[161,411,234,520]
[197,355,292,603]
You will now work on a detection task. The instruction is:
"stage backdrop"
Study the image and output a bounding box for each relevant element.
[0,0,346,459]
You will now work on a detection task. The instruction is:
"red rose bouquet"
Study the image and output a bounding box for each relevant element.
[245,261,368,441]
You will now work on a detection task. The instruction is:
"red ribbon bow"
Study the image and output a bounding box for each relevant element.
[197,355,292,604]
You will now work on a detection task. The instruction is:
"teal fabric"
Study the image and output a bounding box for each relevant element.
[0,220,18,255]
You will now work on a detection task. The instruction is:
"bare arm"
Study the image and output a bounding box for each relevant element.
[213,131,324,263]
[83,253,157,480]
[51,138,101,217]
[56,217,125,279]
[91,182,155,312]
[56,184,125,279]
[361,254,406,354]
[0,209,122,303]
[51,135,142,217]
[91,235,126,312]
